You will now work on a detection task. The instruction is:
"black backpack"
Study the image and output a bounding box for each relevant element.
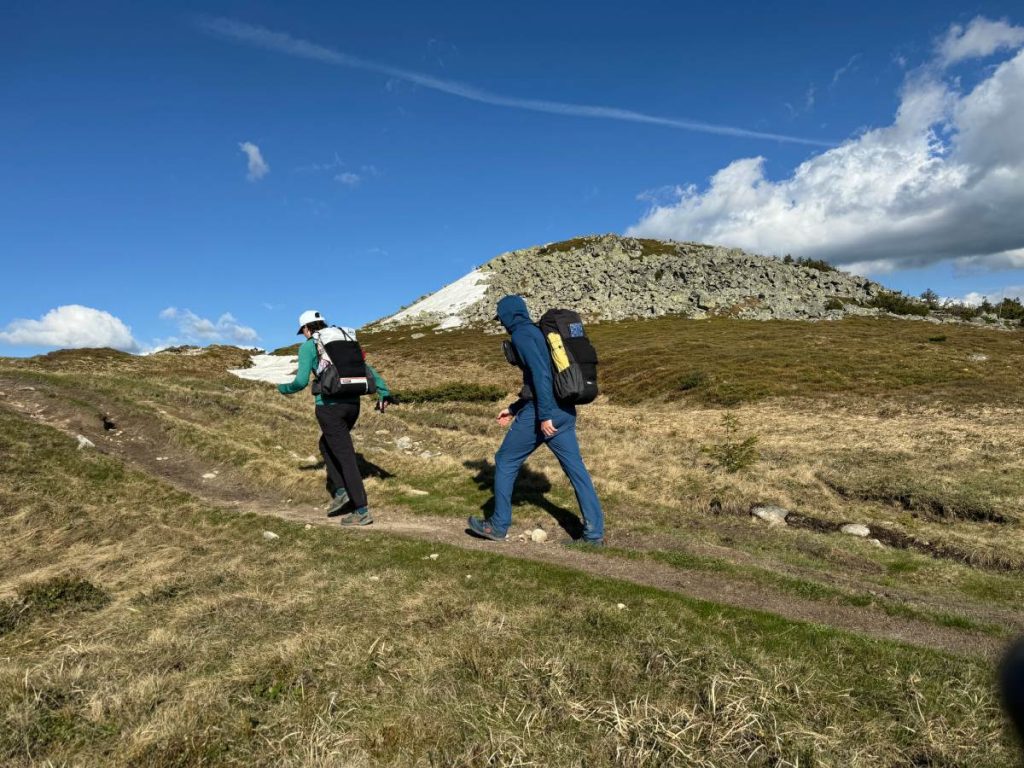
[538,309,599,405]
[311,327,377,398]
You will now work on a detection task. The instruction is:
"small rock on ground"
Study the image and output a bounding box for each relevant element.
[395,436,414,450]
[201,472,217,480]
[530,528,549,543]
[840,523,871,537]
[76,435,95,450]
[262,531,280,541]
[750,504,789,526]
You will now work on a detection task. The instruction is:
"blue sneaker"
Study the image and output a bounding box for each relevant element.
[467,516,508,541]
[339,507,373,526]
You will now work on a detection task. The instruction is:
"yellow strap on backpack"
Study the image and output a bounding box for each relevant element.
[546,332,571,373]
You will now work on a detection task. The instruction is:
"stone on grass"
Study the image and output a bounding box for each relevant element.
[750,504,789,526]
[616,603,627,611]
[262,531,280,541]
[395,436,413,451]
[76,435,95,450]
[840,523,871,538]
[407,488,429,496]
[530,528,549,543]
[202,472,217,480]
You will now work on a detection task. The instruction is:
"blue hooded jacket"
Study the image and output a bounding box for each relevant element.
[496,295,557,422]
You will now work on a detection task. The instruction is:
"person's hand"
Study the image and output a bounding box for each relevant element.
[497,408,514,428]
[540,419,558,438]
[375,395,400,413]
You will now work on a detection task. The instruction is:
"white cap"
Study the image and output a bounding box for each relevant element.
[297,309,324,334]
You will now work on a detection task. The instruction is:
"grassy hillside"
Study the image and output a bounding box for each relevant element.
[361,315,1024,406]
[1,315,1023,765]
[0,409,1014,766]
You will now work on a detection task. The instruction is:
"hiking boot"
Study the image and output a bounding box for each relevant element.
[326,489,351,517]
[339,507,373,526]
[467,516,508,542]
[562,537,606,550]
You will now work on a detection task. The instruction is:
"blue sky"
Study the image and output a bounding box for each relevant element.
[2,1,1023,355]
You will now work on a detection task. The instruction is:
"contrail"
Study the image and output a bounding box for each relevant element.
[198,17,836,148]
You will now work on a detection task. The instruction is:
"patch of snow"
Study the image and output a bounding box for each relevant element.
[436,315,466,330]
[384,269,490,327]
[228,354,298,385]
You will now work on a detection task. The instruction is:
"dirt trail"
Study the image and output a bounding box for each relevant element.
[0,379,1009,660]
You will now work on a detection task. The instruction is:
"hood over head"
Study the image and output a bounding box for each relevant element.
[496,295,533,332]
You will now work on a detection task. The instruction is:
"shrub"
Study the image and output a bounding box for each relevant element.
[400,382,506,404]
[928,335,947,343]
[702,413,759,473]
[783,254,837,272]
[675,371,706,392]
[824,297,845,311]
[868,291,930,316]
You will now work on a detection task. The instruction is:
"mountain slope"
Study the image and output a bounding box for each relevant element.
[375,234,884,329]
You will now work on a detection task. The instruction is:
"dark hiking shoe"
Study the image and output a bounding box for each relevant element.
[339,508,373,526]
[562,537,606,550]
[326,489,351,517]
[467,516,508,542]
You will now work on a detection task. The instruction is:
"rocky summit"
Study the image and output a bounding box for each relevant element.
[374,234,885,329]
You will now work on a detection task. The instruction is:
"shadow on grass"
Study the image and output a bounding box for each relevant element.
[464,459,584,539]
[300,454,396,498]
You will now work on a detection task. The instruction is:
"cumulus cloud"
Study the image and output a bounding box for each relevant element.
[958,285,1024,306]
[239,141,269,181]
[335,171,361,186]
[160,307,259,344]
[628,17,1024,274]
[937,17,1024,67]
[0,305,141,352]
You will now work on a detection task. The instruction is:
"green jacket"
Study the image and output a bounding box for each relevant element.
[278,337,390,406]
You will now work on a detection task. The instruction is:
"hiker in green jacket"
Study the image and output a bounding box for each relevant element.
[278,310,394,526]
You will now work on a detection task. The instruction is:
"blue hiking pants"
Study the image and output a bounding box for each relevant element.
[491,401,604,541]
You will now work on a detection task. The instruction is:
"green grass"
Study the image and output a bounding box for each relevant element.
[605,547,1008,639]
[361,315,1024,407]
[0,405,1016,766]
[399,382,506,404]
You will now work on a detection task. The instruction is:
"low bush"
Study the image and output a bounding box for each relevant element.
[868,291,930,316]
[702,414,759,473]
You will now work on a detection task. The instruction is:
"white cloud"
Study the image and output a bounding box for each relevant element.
[628,19,1024,274]
[958,285,1024,306]
[335,171,361,186]
[160,307,259,344]
[0,305,141,352]
[200,17,832,147]
[239,141,269,181]
[937,17,1024,67]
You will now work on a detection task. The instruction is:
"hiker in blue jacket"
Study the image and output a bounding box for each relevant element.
[468,295,605,546]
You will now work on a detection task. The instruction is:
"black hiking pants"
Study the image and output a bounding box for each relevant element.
[315,403,367,509]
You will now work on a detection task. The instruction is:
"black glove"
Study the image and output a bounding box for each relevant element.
[375,395,400,413]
